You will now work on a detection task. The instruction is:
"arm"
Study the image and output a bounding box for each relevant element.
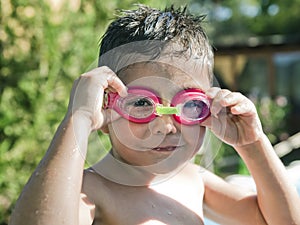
[236,134,300,224]
[202,88,300,225]
[9,112,91,225]
[202,169,267,225]
[10,67,127,225]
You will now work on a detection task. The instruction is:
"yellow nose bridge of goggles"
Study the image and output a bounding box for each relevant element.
[155,105,180,116]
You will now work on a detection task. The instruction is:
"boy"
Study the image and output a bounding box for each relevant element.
[10,5,300,225]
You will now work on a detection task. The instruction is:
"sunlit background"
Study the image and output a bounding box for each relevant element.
[1,0,300,224]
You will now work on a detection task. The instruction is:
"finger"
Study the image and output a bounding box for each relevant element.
[98,66,127,97]
[210,89,231,116]
[230,99,256,116]
[82,66,128,97]
[205,87,221,99]
[219,92,256,116]
[106,73,128,97]
[220,92,245,107]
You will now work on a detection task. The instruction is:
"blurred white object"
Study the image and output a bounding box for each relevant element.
[225,160,300,195]
[274,132,300,157]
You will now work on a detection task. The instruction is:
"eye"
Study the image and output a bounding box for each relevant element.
[121,94,154,108]
[184,100,204,109]
[133,98,153,107]
[121,96,155,119]
[182,100,206,119]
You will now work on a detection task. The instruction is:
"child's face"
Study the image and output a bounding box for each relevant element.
[107,60,211,173]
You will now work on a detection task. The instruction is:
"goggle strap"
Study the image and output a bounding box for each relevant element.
[155,105,180,116]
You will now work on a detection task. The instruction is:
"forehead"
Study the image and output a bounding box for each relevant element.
[118,61,211,96]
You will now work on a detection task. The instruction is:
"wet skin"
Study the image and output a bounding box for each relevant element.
[86,61,210,224]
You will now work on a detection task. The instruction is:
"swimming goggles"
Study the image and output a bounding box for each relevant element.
[104,87,211,125]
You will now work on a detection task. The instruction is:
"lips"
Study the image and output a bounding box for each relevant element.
[147,136,185,152]
[151,146,182,152]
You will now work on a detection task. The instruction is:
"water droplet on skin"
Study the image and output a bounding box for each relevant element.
[43,194,49,202]
[70,147,79,157]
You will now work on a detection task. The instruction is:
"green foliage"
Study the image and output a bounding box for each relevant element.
[1,0,296,224]
[247,0,300,35]
[189,0,300,43]
[1,0,190,223]
[255,96,290,144]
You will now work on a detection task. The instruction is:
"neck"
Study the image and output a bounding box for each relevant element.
[92,151,156,186]
[91,150,185,187]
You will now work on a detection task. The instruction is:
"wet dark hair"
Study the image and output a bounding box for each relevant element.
[98,5,214,75]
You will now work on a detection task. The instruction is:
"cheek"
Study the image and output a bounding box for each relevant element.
[127,121,151,140]
[109,119,151,144]
[181,125,206,151]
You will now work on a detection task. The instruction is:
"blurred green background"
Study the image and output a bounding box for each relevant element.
[1,0,300,224]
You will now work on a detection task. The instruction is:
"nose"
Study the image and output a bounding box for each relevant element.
[149,115,177,135]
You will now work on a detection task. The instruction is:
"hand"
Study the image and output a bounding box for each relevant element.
[66,66,127,131]
[201,87,264,148]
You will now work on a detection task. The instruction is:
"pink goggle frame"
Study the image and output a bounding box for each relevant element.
[103,87,211,125]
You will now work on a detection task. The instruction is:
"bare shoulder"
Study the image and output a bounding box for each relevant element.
[79,192,95,225]
[180,163,208,187]
[200,167,247,199]
[79,170,98,225]
[179,161,205,177]
[199,166,233,187]
[81,169,112,208]
[175,162,206,190]
[79,169,111,225]
[200,168,266,225]
[200,167,254,195]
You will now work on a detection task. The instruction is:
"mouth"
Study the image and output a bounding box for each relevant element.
[151,146,182,152]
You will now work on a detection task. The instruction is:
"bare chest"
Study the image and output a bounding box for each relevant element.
[93,177,204,225]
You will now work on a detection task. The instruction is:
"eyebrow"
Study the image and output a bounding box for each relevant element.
[183,82,207,91]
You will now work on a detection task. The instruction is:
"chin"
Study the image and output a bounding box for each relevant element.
[143,155,189,175]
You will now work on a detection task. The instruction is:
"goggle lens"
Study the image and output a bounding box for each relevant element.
[118,94,156,119]
[182,100,208,120]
